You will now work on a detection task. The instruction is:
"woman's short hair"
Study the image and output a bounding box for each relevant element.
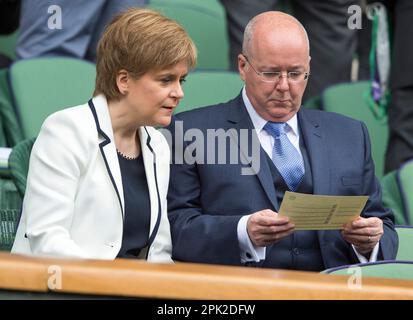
[94,8,197,101]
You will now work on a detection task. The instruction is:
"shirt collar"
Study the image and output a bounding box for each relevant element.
[242,86,299,137]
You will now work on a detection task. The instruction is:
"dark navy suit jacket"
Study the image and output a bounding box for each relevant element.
[166,93,398,269]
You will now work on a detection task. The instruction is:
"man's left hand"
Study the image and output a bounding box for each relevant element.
[341,217,383,255]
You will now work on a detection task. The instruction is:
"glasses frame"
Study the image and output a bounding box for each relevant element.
[242,54,310,83]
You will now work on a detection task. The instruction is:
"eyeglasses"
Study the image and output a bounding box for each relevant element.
[243,54,310,83]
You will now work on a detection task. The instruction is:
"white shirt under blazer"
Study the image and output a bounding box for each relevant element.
[12,94,173,262]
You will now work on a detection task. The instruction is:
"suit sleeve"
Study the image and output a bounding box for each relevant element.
[360,122,398,260]
[166,117,244,266]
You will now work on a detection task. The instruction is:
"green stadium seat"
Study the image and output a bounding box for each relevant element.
[175,70,243,114]
[398,160,413,225]
[148,0,229,70]
[8,138,36,199]
[303,94,321,110]
[322,81,388,179]
[396,226,413,261]
[0,177,22,251]
[0,207,20,251]
[150,0,224,13]
[323,261,413,281]
[381,170,406,225]
[0,30,18,61]
[0,68,23,147]
[9,57,96,139]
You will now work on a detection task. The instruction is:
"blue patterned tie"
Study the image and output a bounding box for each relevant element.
[264,122,305,191]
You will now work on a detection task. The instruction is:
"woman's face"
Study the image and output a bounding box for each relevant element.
[123,61,188,127]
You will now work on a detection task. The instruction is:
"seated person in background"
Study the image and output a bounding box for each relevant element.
[17,0,148,62]
[166,11,397,270]
[12,8,197,261]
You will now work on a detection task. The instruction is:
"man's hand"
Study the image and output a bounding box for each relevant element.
[341,217,383,255]
[247,209,295,247]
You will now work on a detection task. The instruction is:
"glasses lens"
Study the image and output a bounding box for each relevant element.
[288,72,303,82]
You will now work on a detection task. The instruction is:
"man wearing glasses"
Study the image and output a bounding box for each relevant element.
[166,11,397,270]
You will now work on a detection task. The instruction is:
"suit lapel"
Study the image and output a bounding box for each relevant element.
[88,95,124,216]
[298,109,330,196]
[226,95,279,210]
[298,109,332,254]
[140,127,162,247]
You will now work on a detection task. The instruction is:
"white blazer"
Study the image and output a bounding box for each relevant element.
[12,95,172,262]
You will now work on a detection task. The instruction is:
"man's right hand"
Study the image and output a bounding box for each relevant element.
[247,209,295,247]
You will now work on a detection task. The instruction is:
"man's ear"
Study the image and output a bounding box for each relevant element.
[238,54,247,82]
[116,69,129,95]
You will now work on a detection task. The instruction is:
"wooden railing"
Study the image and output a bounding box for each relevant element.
[1,252,413,299]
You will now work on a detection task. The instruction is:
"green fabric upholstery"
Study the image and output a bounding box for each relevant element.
[0,30,18,60]
[0,71,9,147]
[0,138,35,251]
[8,138,36,198]
[322,81,388,179]
[303,94,321,110]
[0,178,22,251]
[0,208,20,251]
[381,171,406,225]
[150,0,224,12]
[0,69,24,147]
[396,226,413,261]
[398,160,413,225]
[148,0,229,70]
[9,57,96,139]
[323,261,413,280]
[175,70,243,114]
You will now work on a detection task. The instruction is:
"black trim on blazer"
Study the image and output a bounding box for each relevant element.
[144,127,162,256]
[88,99,124,216]
[88,99,162,259]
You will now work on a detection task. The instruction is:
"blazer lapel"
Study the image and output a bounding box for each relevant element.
[298,109,331,195]
[88,95,124,216]
[298,109,332,254]
[226,95,279,210]
[140,127,162,247]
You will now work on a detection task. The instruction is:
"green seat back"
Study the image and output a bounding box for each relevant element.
[399,160,413,225]
[381,171,406,225]
[0,178,22,251]
[175,70,243,114]
[303,94,321,110]
[396,226,413,261]
[0,208,20,251]
[8,138,36,198]
[0,30,18,60]
[324,261,413,280]
[148,0,229,70]
[0,69,23,147]
[0,70,9,147]
[322,81,388,179]
[9,58,96,139]
[150,0,224,12]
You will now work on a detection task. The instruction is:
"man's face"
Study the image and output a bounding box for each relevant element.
[239,28,310,122]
